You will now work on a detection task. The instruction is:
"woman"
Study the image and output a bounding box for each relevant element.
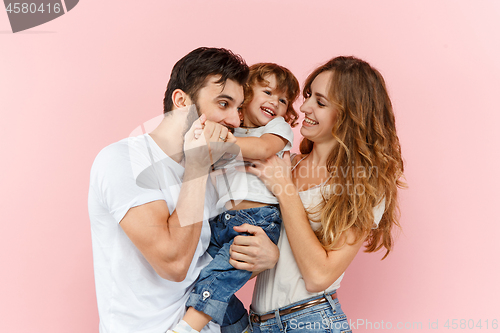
[230,56,405,332]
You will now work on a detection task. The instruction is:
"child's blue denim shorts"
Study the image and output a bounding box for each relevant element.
[186,205,281,328]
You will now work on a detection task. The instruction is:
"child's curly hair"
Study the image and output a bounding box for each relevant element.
[242,63,300,127]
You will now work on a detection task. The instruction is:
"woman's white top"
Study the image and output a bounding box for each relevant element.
[252,157,385,313]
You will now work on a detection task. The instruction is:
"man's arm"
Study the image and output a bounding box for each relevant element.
[120,171,208,282]
[120,117,227,282]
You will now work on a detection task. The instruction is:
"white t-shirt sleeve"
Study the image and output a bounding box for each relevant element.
[91,142,166,224]
[261,116,294,151]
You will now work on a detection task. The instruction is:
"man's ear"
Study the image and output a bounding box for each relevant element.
[171,89,193,109]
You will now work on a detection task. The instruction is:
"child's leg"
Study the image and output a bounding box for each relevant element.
[183,307,212,331]
[179,206,281,330]
[185,241,252,325]
[167,319,200,333]
[174,289,248,332]
[171,215,223,332]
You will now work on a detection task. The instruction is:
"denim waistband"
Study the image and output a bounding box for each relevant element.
[250,290,338,320]
[224,204,279,215]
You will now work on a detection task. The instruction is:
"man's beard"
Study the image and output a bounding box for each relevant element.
[187,100,235,133]
[184,101,200,131]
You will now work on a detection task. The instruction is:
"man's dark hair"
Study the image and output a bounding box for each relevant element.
[163,47,249,113]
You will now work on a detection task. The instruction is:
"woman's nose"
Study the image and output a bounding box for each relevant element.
[300,99,311,114]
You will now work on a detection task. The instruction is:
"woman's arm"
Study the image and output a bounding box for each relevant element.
[242,153,367,292]
[275,185,367,292]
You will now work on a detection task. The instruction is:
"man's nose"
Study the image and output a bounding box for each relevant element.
[223,107,241,128]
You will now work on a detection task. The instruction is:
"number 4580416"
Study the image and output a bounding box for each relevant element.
[6,3,61,14]
[444,319,498,329]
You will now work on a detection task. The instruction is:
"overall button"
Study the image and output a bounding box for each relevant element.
[224,214,231,220]
[202,291,211,300]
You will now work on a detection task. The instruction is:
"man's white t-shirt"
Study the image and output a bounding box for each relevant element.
[88,134,219,333]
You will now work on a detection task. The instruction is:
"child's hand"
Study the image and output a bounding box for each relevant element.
[226,131,237,144]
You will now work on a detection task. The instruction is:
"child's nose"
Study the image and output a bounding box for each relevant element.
[269,95,279,105]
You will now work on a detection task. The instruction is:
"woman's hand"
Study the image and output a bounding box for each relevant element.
[229,223,279,274]
[246,151,294,198]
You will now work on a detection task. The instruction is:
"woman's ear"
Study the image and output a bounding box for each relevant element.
[171,89,193,109]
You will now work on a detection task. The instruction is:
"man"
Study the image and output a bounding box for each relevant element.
[89,47,279,333]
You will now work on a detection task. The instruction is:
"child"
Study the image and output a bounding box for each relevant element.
[169,63,300,333]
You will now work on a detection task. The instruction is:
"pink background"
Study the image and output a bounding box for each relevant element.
[1,1,499,332]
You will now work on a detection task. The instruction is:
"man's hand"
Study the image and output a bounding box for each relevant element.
[184,115,232,176]
[229,223,279,274]
[183,114,209,172]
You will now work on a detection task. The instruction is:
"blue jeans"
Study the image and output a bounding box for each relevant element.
[248,292,352,333]
[186,205,281,329]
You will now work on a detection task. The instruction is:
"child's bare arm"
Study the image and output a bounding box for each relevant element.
[227,132,288,160]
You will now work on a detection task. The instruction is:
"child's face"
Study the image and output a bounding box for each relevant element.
[242,74,289,128]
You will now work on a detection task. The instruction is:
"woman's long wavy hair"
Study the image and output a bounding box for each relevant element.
[300,56,405,259]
